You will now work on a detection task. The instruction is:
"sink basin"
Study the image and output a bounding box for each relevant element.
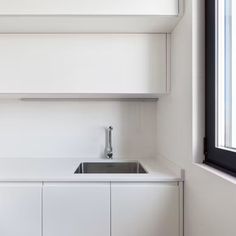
[74,162,147,174]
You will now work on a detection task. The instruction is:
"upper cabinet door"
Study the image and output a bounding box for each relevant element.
[0,0,179,15]
[111,182,180,236]
[0,0,182,33]
[0,34,169,98]
[43,182,110,236]
[0,183,42,236]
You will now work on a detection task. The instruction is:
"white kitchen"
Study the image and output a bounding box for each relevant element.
[0,0,235,236]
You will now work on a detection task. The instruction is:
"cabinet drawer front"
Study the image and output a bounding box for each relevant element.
[43,182,110,236]
[111,182,179,236]
[0,0,179,15]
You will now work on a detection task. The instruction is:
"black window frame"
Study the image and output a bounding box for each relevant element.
[205,0,236,176]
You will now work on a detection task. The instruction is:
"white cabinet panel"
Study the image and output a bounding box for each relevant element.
[0,34,167,97]
[43,182,110,236]
[0,0,179,15]
[0,1,182,33]
[0,183,42,236]
[0,15,182,34]
[111,182,179,236]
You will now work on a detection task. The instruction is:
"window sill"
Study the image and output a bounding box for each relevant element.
[194,163,236,185]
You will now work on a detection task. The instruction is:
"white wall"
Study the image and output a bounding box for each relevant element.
[156,0,236,235]
[0,100,157,159]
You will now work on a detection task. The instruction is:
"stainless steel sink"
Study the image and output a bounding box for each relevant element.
[74,162,147,174]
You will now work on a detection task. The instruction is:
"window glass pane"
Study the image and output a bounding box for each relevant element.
[217,0,236,150]
[232,0,236,147]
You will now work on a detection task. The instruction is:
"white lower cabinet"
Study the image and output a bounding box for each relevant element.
[0,181,180,236]
[111,182,180,236]
[0,183,42,236]
[43,182,110,236]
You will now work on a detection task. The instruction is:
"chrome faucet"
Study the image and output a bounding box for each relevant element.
[105,126,113,159]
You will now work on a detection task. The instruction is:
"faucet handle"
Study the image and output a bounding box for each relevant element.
[105,126,113,159]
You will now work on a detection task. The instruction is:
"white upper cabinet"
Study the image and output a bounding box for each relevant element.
[0,0,179,15]
[0,0,183,33]
[0,34,169,98]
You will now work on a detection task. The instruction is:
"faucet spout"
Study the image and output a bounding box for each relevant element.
[105,126,113,159]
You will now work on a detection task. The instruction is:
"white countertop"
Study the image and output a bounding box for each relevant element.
[0,158,183,182]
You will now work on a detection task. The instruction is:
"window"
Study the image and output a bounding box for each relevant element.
[205,0,236,176]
